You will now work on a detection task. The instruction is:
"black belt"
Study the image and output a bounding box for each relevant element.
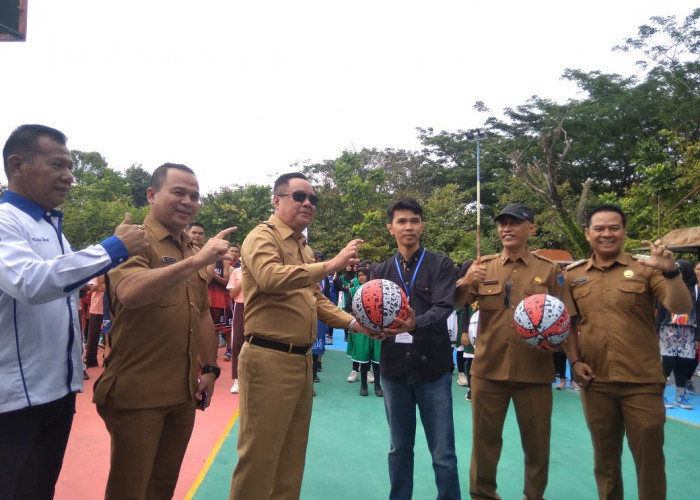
[245,335,311,355]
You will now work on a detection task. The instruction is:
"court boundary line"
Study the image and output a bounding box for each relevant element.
[667,414,700,428]
[184,408,239,500]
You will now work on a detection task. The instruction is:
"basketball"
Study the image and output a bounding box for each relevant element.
[513,294,570,348]
[352,279,410,332]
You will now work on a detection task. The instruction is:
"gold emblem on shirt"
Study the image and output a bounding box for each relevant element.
[534,277,543,283]
[623,270,634,278]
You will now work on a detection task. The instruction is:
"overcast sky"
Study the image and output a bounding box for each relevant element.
[1,1,696,194]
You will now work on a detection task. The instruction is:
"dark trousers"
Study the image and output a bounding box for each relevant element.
[0,392,76,500]
[662,355,692,388]
[552,351,567,379]
[231,301,245,380]
[85,313,103,366]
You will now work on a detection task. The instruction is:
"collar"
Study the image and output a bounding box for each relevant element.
[268,214,307,245]
[499,249,532,265]
[0,190,62,221]
[587,252,631,271]
[396,245,424,268]
[143,213,191,246]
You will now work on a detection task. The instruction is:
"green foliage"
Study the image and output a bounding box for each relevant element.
[53,9,698,264]
[62,151,142,248]
[124,164,151,208]
[196,184,273,245]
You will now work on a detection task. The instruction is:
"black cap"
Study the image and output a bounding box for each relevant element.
[495,203,534,223]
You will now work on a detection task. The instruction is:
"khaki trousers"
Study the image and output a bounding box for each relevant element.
[229,341,314,500]
[580,382,666,500]
[96,400,196,500]
[470,377,552,500]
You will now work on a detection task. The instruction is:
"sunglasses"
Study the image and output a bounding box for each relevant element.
[277,191,319,206]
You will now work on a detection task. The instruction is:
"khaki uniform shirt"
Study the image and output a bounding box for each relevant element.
[93,214,209,408]
[462,250,574,383]
[565,253,669,383]
[241,215,353,345]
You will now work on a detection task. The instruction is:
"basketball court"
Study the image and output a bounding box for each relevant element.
[55,332,700,500]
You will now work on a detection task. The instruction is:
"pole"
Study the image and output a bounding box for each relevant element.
[475,139,481,261]
[466,129,486,261]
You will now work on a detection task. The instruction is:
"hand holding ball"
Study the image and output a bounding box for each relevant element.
[352,279,410,332]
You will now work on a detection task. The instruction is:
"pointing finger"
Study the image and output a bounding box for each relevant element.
[215,226,238,239]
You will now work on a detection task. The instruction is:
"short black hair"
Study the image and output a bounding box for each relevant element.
[3,124,67,178]
[188,222,205,231]
[273,172,308,194]
[230,242,240,249]
[387,197,423,222]
[150,163,195,192]
[586,204,627,228]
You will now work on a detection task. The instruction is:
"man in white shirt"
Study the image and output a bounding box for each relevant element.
[0,124,148,499]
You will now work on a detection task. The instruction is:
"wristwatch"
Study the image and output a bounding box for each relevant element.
[661,262,681,279]
[201,365,221,379]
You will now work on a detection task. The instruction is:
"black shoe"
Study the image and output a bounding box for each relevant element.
[317,363,323,372]
[83,370,90,380]
[314,375,320,383]
[360,384,369,396]
[374,384,384,397]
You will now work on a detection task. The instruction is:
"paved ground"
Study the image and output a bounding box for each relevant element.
[55,334,700,499]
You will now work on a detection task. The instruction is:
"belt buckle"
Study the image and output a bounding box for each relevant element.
[288,342,294,354]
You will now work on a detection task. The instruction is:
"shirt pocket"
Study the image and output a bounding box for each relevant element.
[618,279,647,311]
[571,282,592,313]
[477,281,503,311]
[412,280,431,303]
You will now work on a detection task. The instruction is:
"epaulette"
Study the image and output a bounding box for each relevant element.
[260,221,275,228]
[565,259,587,270]
[532,252,554,264]
[479,254,498,262]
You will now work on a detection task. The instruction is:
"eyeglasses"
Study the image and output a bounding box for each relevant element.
[277,191,319,206]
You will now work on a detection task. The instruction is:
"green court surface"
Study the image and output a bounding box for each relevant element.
[193,350,700,500]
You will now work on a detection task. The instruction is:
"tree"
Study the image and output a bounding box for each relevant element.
[124,164,151,208]
[196,184,273,245]
[63,150,141,247]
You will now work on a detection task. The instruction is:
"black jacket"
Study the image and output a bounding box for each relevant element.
[371,246,456,382]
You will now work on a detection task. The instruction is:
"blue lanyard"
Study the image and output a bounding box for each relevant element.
[394,248,426,301]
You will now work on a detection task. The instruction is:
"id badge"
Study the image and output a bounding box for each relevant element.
[394,332,413,344]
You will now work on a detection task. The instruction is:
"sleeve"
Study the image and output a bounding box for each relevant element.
[0,215,128,304]
[655,301,667,331]
[107,246,153,298]
[315,287,353,328]
[242,227,326,292]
